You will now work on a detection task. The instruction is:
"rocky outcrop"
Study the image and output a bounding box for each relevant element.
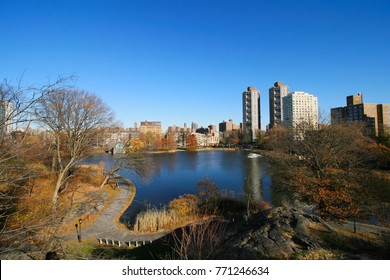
[219,207,328,259]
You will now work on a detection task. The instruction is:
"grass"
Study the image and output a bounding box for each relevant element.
[62,237,174,260]
[294,248,349,260]
[63,239,98,260]
[306,223,387,259]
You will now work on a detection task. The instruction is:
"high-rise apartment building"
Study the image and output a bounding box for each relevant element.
[269,81,289,129]
[0,100,13,138]
[242,86,261,142]
[331,93,390,137]
[283,91,318,132]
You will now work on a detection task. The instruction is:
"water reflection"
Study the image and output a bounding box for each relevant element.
[243,156,262,202]
[83,151,275,222]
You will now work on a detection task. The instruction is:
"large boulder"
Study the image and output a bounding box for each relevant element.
[220,207,327,259]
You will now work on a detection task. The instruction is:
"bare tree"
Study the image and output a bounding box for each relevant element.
[99,154,154,189]
[294,123,376,179]
[172,219,226,260]
[0,76,70,141]
[35,89,114,206]
[0,76,72,259]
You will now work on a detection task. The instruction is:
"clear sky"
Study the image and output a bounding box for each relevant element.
[1,0,389,130]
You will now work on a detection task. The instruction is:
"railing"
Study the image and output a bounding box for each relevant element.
[98,238,153,248]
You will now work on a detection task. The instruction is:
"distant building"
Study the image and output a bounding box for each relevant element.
[219,119,240,133]
[283,91,318,133]
[191,122,198,132]
[269,81,289,129]
[113,142,125,154]
[207,124,219,146]
[192,125,219,147]
[140,120,162,135]
[208,124,217,132]
[331,93,390,137]
[102,127,131,150]
[242,86,261,142]
[129,122,140,140]
[0,100,13,137]
[193,133,206,147]
[196,127,209,135]
[168,123,191,134]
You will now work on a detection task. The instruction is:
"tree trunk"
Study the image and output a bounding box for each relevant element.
[51,151,56,174]
[52,158,74,206]
[52,170,65,206]
[99,165,121,189]
[99,174,110,189]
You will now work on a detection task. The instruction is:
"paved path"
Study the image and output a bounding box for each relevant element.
[338,220,390,236]
[68,175,168,243]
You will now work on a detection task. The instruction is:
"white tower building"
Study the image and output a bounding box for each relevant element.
[283,91,318,135]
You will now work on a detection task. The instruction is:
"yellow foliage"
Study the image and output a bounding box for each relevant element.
[127,138,145,153]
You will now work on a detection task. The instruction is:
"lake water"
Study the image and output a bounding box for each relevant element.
[84,150,274,222]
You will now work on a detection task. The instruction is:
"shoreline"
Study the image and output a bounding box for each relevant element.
[114,176,137,231]
[108,147,240,156]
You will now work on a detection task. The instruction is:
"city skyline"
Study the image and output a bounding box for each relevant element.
[1,0,389,130]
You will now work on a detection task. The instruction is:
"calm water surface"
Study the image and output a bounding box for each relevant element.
[84,150,274,221]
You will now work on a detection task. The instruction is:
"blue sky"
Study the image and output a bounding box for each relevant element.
[1,0,389,130]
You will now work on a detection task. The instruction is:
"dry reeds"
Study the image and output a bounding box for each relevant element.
[133,206,198,233]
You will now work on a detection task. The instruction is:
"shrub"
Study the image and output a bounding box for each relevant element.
[169,194,199,216]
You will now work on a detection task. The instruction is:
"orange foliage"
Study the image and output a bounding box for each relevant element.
[186,134,198,151]
[292,175,364,220]
[169,194,200,216]
[6,164,108,236]
[161,137,168,150]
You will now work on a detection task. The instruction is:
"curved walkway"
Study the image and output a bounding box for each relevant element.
[68,175,168,243]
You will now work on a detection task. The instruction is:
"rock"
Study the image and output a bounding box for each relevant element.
[219,207,326,259]
[45,251,60,260]
[0,243,40,260]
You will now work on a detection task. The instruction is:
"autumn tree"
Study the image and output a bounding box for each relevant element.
[266,123,381,226]
[152,134,162,151]
[263,125,292,153]
[160,133,177,151]
[161,136,168,150]
[127,138,145,154]
[167,133,177,150]
[231,131,240,146]
[254,130,265,147]
[378,131,390,148]
[186,134,198,151]
[294,123,376,179]
[220,131,239,148]
[35,89,114,206]
[196,178,221,214]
